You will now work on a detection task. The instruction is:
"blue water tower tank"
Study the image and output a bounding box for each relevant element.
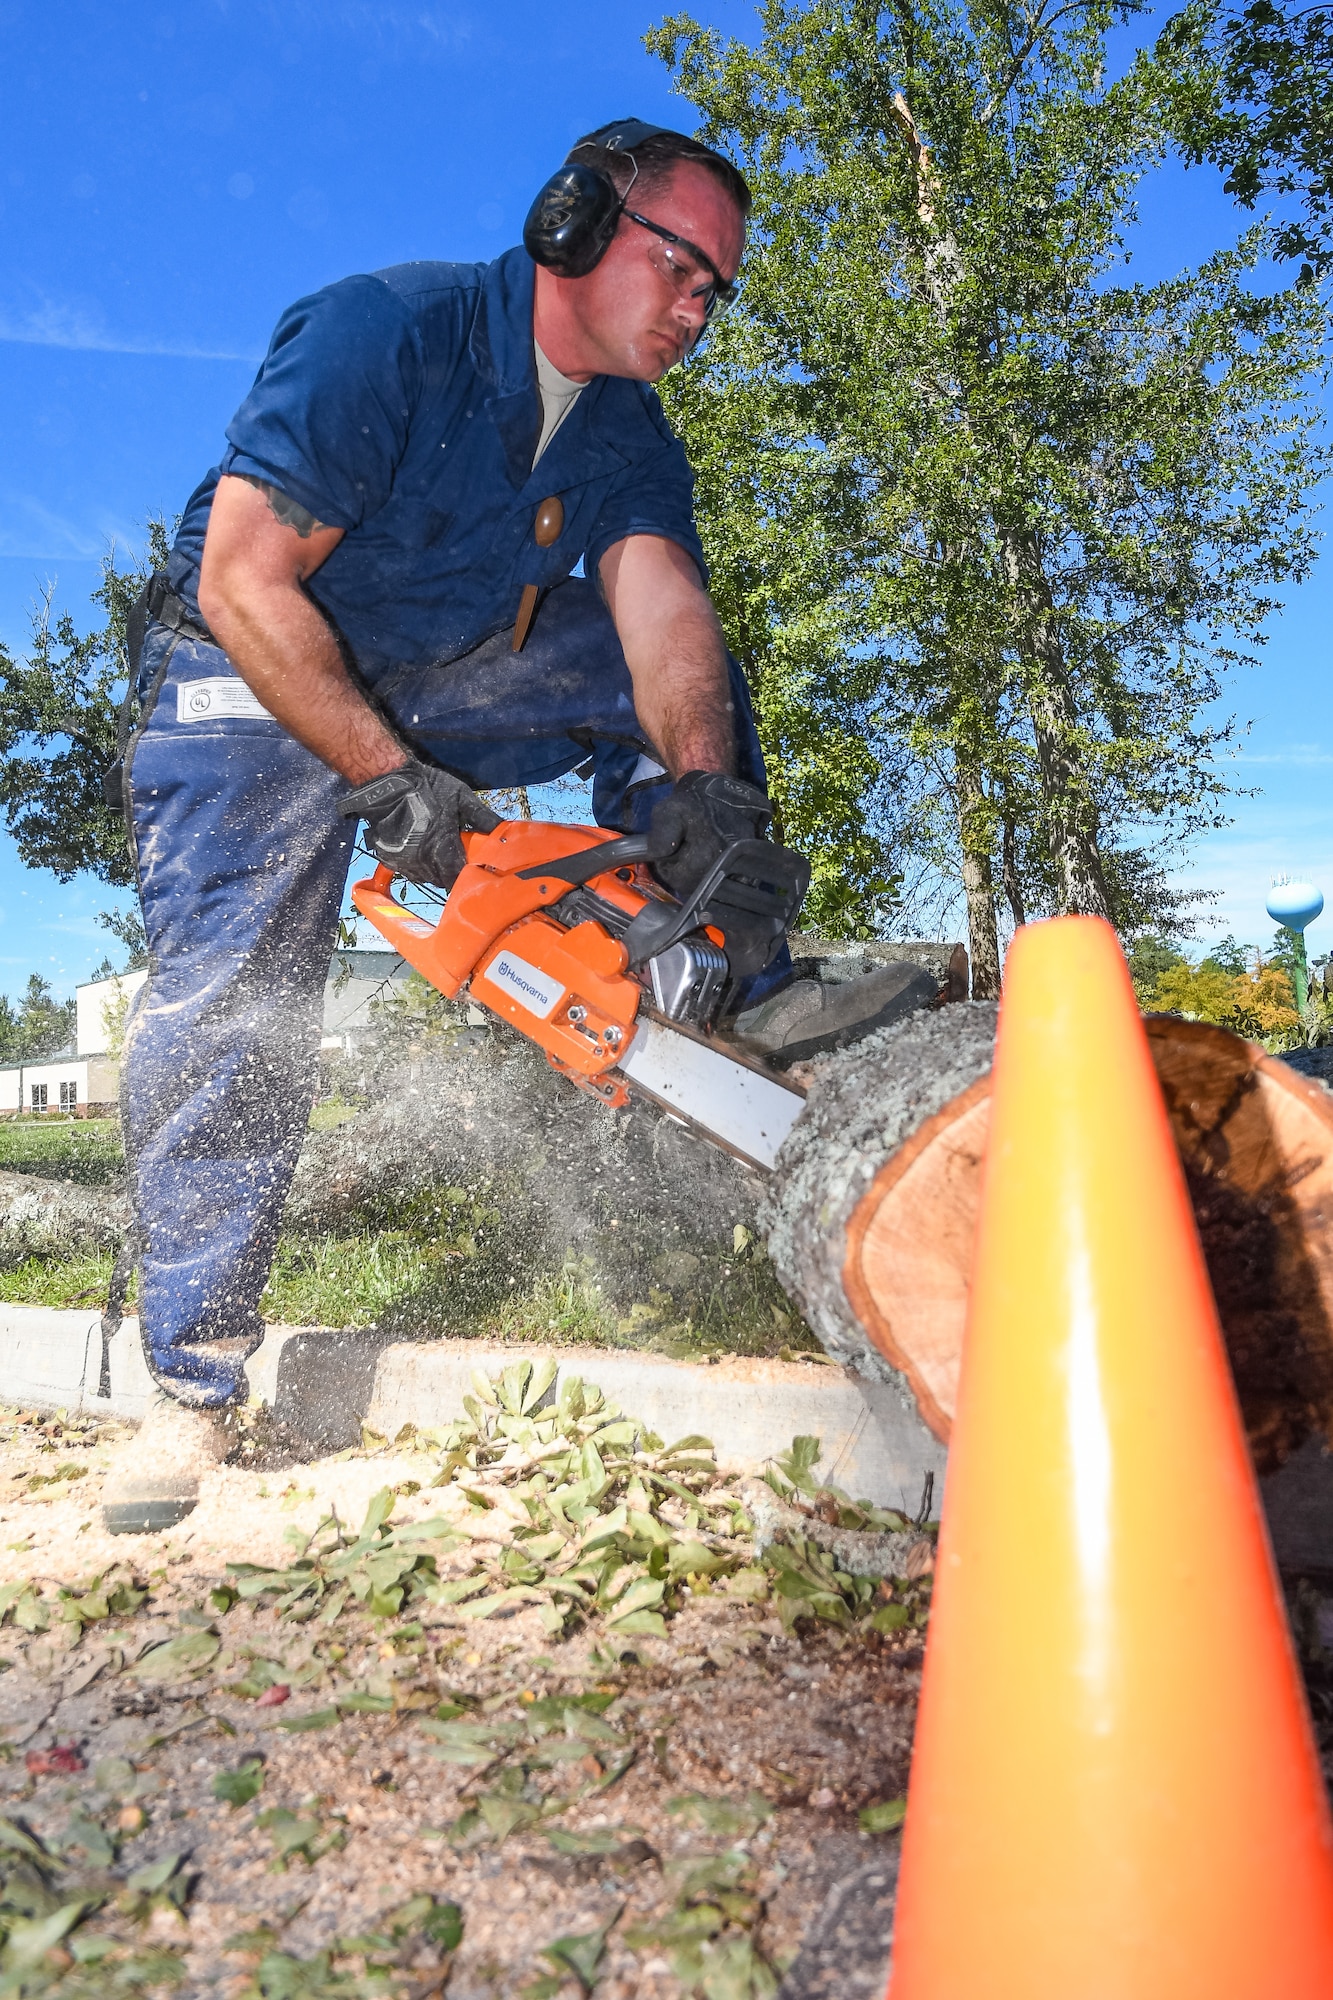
[1266,879,1324,932]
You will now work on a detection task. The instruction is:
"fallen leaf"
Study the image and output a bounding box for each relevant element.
[538,1907,622,1996]
[129,1631,220,1683]
[61,1651,109,1699]
[92,1757,136,1798]
[1,1901,92,1974]
[213,1759,265,1808]
[25,1742,84,1776]
[273,1707,339,1733]
[666,1792,771,1838]
[859,1795,908,1834]
[255,1684,291,1708]
[126,1852,185,1896]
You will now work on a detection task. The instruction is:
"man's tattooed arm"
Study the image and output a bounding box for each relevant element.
[234,472,328,539]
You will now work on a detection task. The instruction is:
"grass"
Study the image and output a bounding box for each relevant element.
[0,1230,819,1359]
[0,1247,130,1310]
[0,1102,821,1360]
[260,1231,471,1329]
[0,1096,362,1183]
[0,1118,125,1186]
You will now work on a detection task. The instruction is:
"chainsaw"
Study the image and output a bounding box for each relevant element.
[351,817,811,1172]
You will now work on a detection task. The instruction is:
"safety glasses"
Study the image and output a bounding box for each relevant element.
[623,210,740,322]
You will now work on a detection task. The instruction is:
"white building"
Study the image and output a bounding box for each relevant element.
[0,967,146,1119]
[0,946,411,1118]
[319,948,415,1053]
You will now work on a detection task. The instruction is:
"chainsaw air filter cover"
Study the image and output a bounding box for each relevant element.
[648,936,729,1023]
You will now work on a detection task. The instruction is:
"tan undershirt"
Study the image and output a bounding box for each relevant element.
[532,340,586,466]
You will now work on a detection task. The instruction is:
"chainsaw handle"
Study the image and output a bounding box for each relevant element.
[514,829,676,887]
[364,824,492,898]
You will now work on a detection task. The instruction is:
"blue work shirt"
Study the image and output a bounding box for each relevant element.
[169,247,705,683]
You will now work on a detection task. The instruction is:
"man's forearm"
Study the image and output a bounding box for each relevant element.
[602,535,737,776]
[199,578,405,786]
[630,599,736,776]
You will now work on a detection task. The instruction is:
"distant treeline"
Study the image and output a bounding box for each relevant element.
[0,975,76,1065]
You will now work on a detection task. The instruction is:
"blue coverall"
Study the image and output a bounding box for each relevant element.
[123,247,776,1407]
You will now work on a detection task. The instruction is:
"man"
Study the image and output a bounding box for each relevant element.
[101,120,903,1535]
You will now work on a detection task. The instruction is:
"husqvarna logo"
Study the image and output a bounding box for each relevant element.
[486,951,564,1019]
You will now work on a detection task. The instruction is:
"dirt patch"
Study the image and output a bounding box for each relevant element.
[0,1405,919,1996]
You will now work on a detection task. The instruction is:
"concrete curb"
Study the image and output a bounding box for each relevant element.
[0,1307,944,1513]
[368,1342,948,1516]
[0,1307,1329,1565]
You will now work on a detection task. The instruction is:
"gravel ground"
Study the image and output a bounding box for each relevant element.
[0,1408,919,1997]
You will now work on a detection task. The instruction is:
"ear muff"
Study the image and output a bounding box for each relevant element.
[523,163,623,278]
[523,118,678,279]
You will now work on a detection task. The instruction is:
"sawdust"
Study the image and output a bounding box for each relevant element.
[0,1402,922,1996]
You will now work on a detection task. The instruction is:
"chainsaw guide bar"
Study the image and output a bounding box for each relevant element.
[350,817,808,1174]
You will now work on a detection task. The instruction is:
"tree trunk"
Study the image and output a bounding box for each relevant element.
[761,1007,1333,1475]
[888,93,1111,928]
[955,758,1001,999]
[997,525,1112,918]
[0,1170,129,1262]
[1001,815,1027,929]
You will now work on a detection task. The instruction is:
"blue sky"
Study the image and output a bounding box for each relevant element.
[0,0,1328,998]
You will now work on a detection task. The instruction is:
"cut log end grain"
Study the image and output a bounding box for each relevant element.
[761,1008,1333,1476]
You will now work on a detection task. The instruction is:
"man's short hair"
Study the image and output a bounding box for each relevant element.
[567,126,751,221]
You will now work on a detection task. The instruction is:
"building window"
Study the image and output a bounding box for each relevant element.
[59,1081,77,1113]
[30,1084,47,1113]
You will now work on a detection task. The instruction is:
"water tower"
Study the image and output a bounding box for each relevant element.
[1265,877,1324,1019]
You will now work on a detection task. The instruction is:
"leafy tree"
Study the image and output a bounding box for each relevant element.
[1151,945,1302,1040]
[0,521,171,886]
[1200,931,1249,974]
[1126,932,1187,1005]
[95,906,149,972]
[1161,0,1333,276]
[650,0,1327,982]
[659,313,912,936]
[1264,921,1303,979]
[1154,954,1246,1020]
[0,975,77,1064]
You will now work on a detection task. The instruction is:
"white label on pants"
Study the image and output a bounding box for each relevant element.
[486,951,565,1019]
[176,679,273,723]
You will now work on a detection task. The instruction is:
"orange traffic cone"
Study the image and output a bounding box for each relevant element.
[888,915,1333,1998]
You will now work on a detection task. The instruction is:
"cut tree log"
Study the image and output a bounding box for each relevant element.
[0,1170,129,1265]
[761,1007,1333,1475]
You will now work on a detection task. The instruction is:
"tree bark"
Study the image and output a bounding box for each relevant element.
[955,757,1001,998]
[1001,815,1027,929]
[997,525,1112,917]
[0,1170,129,1263]
[888,92,1113,925]
[762,1007,1333,1474]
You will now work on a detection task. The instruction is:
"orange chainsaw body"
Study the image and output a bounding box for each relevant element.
[350,820,671,1099]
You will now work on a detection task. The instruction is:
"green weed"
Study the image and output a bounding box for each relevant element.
[0,1120,124,1186]
[0,1250,128,1310]
[306,1095,365,1133]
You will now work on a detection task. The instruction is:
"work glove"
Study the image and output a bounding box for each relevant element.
[338,758,501,889]
[648,769,773,900]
